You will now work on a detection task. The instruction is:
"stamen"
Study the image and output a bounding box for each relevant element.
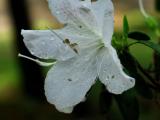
[18,53,56,66]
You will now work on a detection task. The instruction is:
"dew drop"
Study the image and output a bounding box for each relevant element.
[79,25,82,28]
[111,75,115,79]
[67,78,72,82]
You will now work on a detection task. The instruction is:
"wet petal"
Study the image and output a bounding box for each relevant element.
[21,30,76,61]
[97,47,135,94]
[44,51,97,113]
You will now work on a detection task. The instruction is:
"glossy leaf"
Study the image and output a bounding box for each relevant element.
[128,31,150,41]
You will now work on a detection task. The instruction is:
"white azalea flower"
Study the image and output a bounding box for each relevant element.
[21,0,135,113]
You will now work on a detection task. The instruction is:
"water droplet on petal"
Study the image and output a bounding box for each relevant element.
[111,75,115,79]
[67,78,72,82]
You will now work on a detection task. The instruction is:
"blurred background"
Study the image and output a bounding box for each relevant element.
[0,0,160,120]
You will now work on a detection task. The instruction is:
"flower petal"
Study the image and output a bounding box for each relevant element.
[47,0,80,23]
[47,0,100,36]
[54,24,101,53]
[21,30,76,61]
[97,47,135,94]
[44,51,97,113]
[60,107,74,113]
[92,0,114,45]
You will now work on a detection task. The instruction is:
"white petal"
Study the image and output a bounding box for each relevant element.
[97,47,135,94]
[47,0,80,23]
[47,0,100,36]
[21,30,76,61]
[59,107,74,114]
[54,24,101,52]
[44,51,97,113]
[92,0,114,45]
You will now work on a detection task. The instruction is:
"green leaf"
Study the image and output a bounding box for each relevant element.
[119,51,137,74]
[128,31,150,41]
[138,41,160,55]
[135,74,153,99]
[145,16,159,30]
[123,16,129,36]
[119,51,153,99]
[114,90,139,120]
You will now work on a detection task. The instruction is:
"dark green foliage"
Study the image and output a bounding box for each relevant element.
[128,31,150,41]
[114,90,139,120]
[135,74,153,99]
[99,88,113,114]
[119,51,153,99]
